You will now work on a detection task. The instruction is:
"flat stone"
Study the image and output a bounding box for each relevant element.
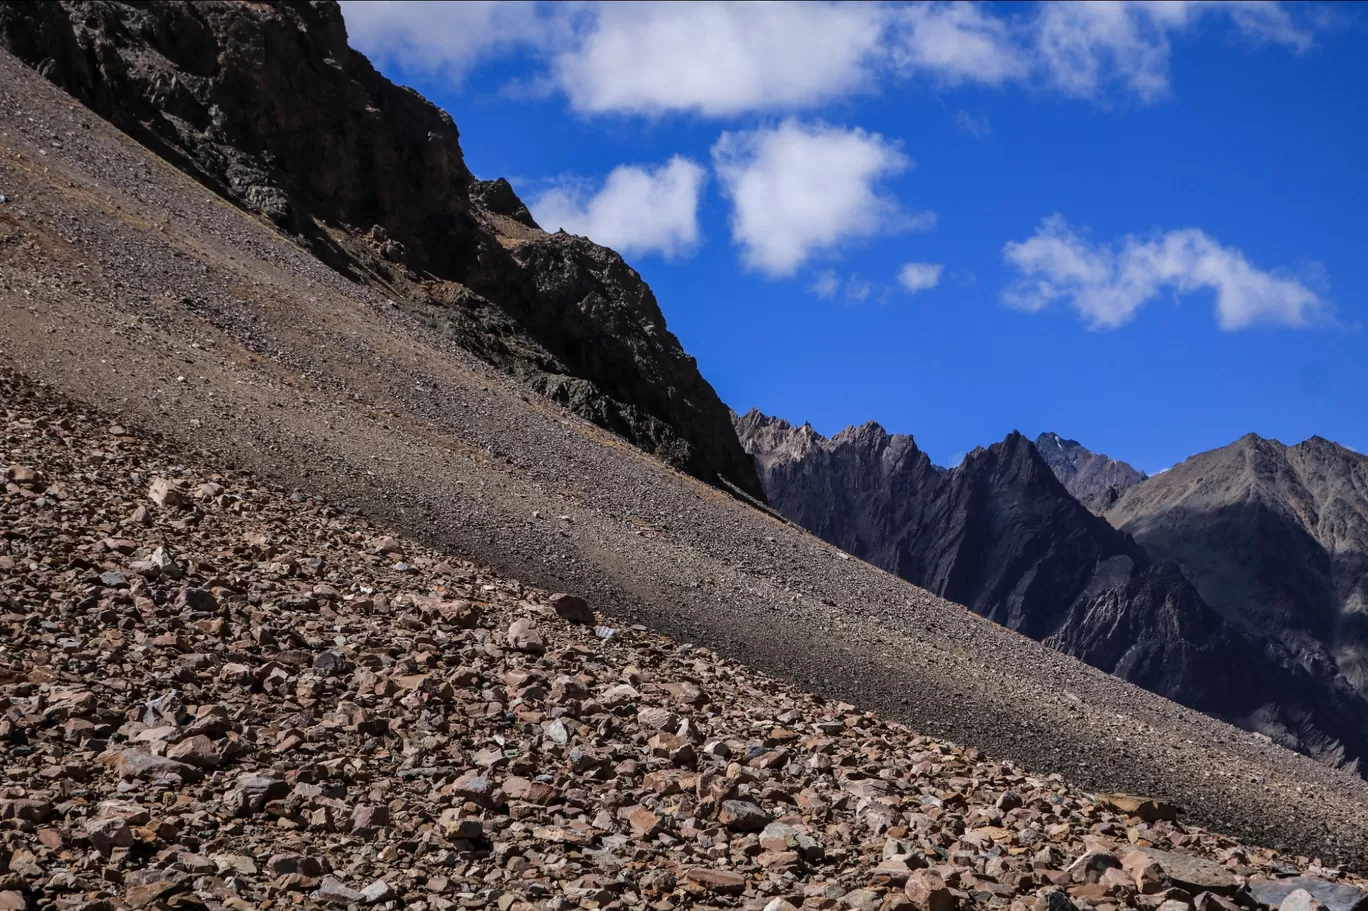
[684,867,746,895]
[1133,849,1239,896]
[1099,793,1178,822]
[99,748,203,782]
[1248,878,1368,911]
[315,876,365,905]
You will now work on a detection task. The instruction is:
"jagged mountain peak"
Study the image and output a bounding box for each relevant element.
[1033,431,1147,501]
[740,412,1368,771]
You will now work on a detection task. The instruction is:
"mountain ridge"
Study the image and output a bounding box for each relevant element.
[1102,430,1368,712]
[735,409,1368,773]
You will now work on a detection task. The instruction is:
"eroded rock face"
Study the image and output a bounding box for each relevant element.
[735,410,1368,773]
[0,0,764,501]
[1102,435,1368,703]
[1035,432,1147,501]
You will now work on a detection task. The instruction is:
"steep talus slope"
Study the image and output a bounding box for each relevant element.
[736,412,1368,772]
[1103,433,1368,717]
[8,38,1368,864]
[1035,432,1147,501]
[8,48,1368,866]
[0,0,763,499]
[7,370,1368,911]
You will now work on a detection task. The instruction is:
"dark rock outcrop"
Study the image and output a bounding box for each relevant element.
[1035,432,1146,501]
[736,409,1368,772]
[0,0,764,500]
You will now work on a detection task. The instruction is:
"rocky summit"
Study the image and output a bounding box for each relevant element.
[0,0,763,501]
[734,411,1368,775]
[1033,435,1146,503]
[1099,434,1368,754]
[5,365,1368,911]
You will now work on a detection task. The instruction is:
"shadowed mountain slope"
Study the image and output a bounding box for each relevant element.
[1103,433,1368,721]
[735,410,1368,773]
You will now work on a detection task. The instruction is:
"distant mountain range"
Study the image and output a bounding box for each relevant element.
[735,409,1368,774]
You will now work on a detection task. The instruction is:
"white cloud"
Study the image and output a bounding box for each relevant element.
[891,3,1028,85]
[339,1,563,79]
[550,2,888,116]
[712,121,928,276]
[530,156,706,259]
[898,262,944,294]
[1031,1,1316,102]
[845,275,875,303]
[809,270,842,299]
[807,270,882,304]
[1002,215,1325,330]
[340,2,1320,115]
[953,110,992,138]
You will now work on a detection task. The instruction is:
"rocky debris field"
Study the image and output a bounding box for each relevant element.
[4,376,1368,911]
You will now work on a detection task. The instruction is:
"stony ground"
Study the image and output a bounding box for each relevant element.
[5,48,1368,873]
[4,367,1368,911]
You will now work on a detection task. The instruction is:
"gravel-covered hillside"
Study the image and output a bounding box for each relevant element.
[5,368,1368,911]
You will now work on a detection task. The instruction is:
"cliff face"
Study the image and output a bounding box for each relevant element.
[0,0,763,500]
[1035,432,1147,501]
[736,410,1368,772]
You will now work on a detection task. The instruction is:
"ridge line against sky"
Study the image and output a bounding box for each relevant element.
[339,0,1365,473]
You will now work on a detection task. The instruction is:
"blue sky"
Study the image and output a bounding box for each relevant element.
[341,1,1365,473]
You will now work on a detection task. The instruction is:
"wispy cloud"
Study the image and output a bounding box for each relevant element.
[712,120,930,276]
[953,110,992,139]
[530,156,706,259]
[342,1,1323,115]
[1002,215,1327,330]
[898,262,944,294]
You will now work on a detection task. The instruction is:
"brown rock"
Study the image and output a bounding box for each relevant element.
[719,799,771,832]
[1100,794,1178,822]
[906,869,956,911]
[166,735,220,768]
[99,749,203,782]
[85,815,134,853]
[148,478,189,509]
[1130,849,1239,897]
[684,867,746,895]
[507,618,545,654]
[550,592,594,624]
[1124,852,1168,895]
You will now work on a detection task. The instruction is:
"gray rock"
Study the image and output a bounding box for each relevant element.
[315,876,365,905]
[1248,878,1368,911]
[719,799,770,832]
